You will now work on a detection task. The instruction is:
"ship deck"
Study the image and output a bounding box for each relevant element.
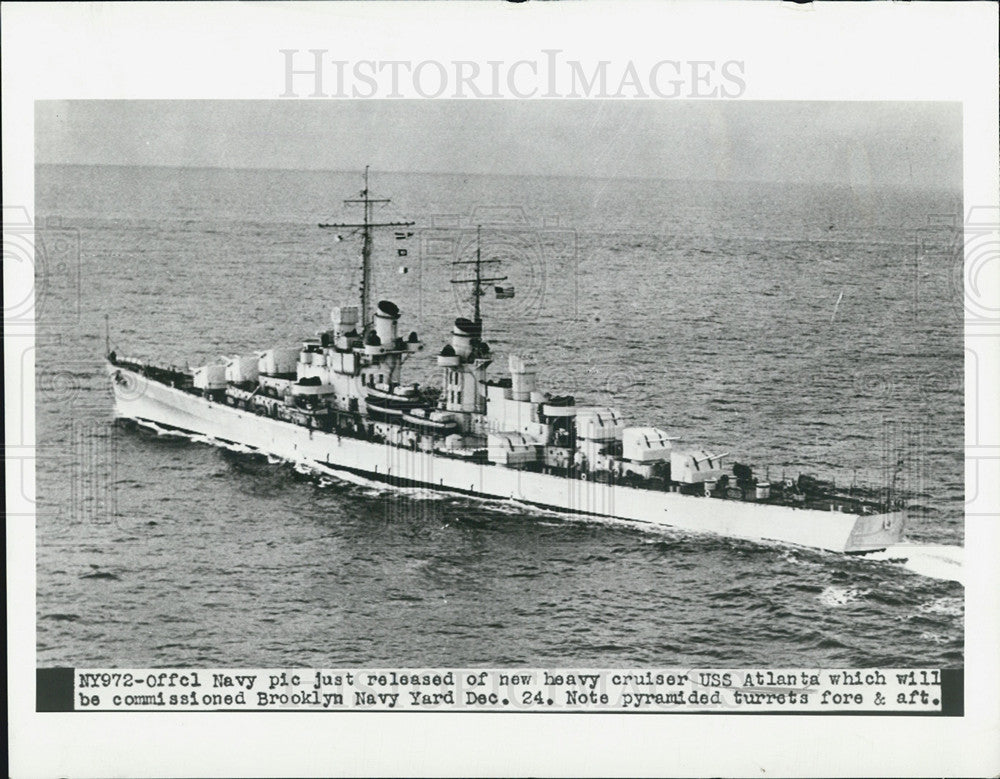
[110,356,903,520]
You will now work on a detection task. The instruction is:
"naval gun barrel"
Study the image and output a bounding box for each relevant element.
[692,451,730,465]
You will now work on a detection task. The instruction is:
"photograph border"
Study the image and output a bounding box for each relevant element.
[5,2,998,777]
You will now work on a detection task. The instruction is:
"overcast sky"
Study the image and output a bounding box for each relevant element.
[36,100,961,189]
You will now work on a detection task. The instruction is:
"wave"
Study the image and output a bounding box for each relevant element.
[124,420,967,586]
[132,419,188,439]
[133,420,258,455]
[41,613,80,622]
[818,585,870,607]
[916,595,964,619]
[868,543,964,585]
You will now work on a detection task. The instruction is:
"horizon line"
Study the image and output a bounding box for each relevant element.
[34,161,963,193]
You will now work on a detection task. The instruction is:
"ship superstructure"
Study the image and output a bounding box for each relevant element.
[107,169,907,554]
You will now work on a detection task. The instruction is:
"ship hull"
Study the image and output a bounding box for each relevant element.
[109,365,905,554]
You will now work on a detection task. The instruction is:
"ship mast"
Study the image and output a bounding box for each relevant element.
[451,224,507,329]
[319,165,414,333]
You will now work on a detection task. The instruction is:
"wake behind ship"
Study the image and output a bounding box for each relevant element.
[107,168,906,554]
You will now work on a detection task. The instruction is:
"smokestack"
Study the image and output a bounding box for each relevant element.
[374,300,400,346]
[451,317,479,360]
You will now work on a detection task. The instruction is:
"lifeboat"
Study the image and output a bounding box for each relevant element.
[363,402,402,424]
[365,383,422,410]
[401,407,460,435]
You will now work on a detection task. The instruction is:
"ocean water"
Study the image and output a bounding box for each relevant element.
[35,164,964,667]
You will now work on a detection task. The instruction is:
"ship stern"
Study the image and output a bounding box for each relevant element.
[843,510,907,554]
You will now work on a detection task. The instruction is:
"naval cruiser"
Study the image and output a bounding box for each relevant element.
[107,168,906,554]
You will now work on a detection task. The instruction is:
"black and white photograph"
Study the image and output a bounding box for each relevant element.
[5,2,999,777]
[34,99,965,669]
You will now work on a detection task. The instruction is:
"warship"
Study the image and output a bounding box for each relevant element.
[107,168,906,554]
